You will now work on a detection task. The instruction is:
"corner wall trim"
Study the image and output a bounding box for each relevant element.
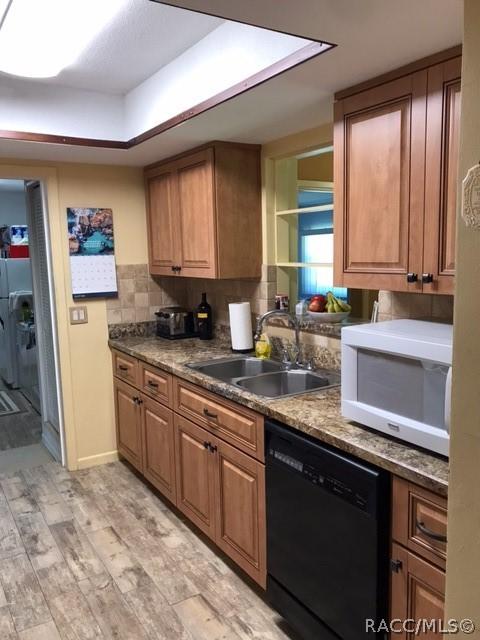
[76,450,119,470]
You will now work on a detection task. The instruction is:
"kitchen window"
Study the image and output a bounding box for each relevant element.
[273,146,348,305]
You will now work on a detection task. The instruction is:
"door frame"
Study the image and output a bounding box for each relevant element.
[0,168,67,466]
[25,180,66,464]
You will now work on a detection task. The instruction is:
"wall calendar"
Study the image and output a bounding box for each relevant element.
[67,207,118,299]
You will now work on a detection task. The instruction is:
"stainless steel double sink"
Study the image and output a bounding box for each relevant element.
[187,356,340,399]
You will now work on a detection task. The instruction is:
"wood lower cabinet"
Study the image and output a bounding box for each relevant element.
[145,141,261,279]
[334,48,461,294]
[113,378,143,472]
[174,414,267,586]
[112,351,267,587]
[215,438,266,587]
[174,414,217,540]
[142,396,176,503]
[390,477,447,637]
[391,543,445,639]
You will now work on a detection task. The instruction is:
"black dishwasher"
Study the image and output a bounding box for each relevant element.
[266,419,390,640]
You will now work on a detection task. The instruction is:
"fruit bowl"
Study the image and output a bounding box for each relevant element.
[307,310,350,323]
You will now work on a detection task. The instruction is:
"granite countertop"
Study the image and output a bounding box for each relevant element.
[109,336,449,496]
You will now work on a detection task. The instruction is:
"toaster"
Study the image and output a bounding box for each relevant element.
[155,307,198,339]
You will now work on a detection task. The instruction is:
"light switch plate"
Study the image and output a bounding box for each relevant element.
[69,306,88,324]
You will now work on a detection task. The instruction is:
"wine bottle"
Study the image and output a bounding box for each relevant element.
[197,292,213,340]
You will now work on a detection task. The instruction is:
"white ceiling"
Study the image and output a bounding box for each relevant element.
[3,1,223,95]
[0,0,463,166]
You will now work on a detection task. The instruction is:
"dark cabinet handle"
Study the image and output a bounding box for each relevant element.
[147,380,158,388]
[203,408,218,420]
[407,273,418,283]
[416,520,447,543]
[209,444,217,453]
[422,273,434,284]
[390,559,403,573]
[171,265,182,273]
[132,397,143,406]
[203,441,210,449]
[118,365,129,371]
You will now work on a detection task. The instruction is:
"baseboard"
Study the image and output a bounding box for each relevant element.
[76,450,119,469]
[42,422,61,462]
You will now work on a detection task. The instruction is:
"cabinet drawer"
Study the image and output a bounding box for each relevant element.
[139,362,172,407]
[392,477,447,569]
[112,350,139,386]
[174,379,264,461]
[390,543,445,639]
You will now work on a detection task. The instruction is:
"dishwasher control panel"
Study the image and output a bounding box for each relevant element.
[269,447,369,511]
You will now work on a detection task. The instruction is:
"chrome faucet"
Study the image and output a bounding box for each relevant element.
[254,309,301,367]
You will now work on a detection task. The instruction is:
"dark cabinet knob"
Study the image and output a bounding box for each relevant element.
[203,441,210,449]
[390,559,403,573]
[422,273,434,284]
[407,273,418,283]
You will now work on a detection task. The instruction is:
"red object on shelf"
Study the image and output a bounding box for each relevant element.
[10,245,30,258]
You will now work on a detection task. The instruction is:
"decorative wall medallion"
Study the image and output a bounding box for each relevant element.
[462,163,480,229]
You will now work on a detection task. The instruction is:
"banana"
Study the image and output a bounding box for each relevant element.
[326,291,351,313]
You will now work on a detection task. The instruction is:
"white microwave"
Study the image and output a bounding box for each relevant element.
[341,320,453,457]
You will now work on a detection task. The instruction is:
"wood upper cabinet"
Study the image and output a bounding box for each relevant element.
[334,72,427,292]
[215,438,266,587]
[334,49,461,294]
[391,543,445,639]
[142,396,176,503]
[146,167,178,275]
[145,142,261,279]
[423,57,462,294]
[113,378,143,473]
[174,414,217,540]
[176,149,216,278]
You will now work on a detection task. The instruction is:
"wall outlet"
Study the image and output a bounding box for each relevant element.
[69,306,88,324]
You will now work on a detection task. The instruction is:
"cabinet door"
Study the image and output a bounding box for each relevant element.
[334,72,427,291]
[423,57,462,295]
[176,149,217,278]
[146,168,180,276]
[391,543,445,639]
[174,414,216,540]
[214,439,266,587]
[113,378,143,472]
[142,396,176,503]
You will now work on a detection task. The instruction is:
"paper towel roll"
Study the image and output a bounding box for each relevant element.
[229,302,254,352]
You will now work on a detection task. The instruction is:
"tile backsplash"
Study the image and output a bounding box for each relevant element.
[106,264,276,326]
[377,291,454,323]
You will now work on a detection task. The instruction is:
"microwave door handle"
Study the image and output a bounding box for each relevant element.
[444,366,452,432]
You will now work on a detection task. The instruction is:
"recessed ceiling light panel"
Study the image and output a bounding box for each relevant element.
[0,0,128,78]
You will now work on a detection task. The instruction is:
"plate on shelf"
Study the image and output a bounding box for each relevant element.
[307,311,350,323]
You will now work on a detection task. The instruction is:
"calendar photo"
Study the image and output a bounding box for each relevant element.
[67,207,118,299]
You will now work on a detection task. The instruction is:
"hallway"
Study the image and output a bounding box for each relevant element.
[0,460,293,640]
[0,380,42,451]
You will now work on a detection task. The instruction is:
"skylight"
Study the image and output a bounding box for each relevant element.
[0,0,128,78]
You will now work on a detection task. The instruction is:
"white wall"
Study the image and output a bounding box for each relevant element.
[0,76,125,140]
[124,21,313,138]
[0,187,27,227]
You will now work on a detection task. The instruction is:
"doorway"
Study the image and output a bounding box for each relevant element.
[0,178,64,470]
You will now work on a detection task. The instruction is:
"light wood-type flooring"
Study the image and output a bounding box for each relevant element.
[0,460,296,640]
